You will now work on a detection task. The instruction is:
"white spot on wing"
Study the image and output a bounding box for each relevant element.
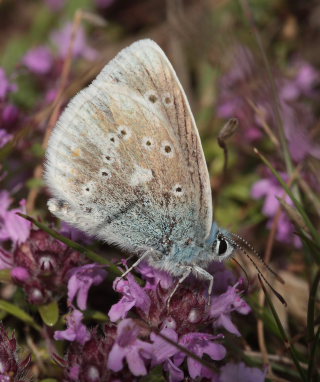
[130,165,153,186]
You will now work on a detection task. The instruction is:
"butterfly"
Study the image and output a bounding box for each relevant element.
[45,39,239,303]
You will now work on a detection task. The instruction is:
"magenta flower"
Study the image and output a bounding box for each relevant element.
[54,309,91,345]
[210,283,250,336]
[9,229,86,305]
[0,323,31,381]
[56,324,116,381]
[217,45,320,161]
[0,191,31,246]
[22,46,54,75]
[11,266,30,282]
[220,362,266,382]
[51,23,97,61]
[137,261,174,290]
[0,129,13,148]
[174,333,226,379]
[1,104,19,129]
[67,263,108,310]
[107,318,153,376]
[151,328,179,364]
[108,273,151,322]
[0,68,17,100]
[252,175,302,247]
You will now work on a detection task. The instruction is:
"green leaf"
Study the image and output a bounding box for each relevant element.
[31,143,46,158]
[84,309,108,322]
[40,379,59,382]
[0,299,41,331]
[140,365,166,382]
[26,177,45,189]
[38,301,59,327]
[0,269,12,283]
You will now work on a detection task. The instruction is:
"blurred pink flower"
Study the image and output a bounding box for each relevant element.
[45,0,65,11]
[220,362,266,382]
[217,45,320,161]
[252,174,302,247]
[0,129,13,148]
[22,46,54,75]
[54,309,91,345]
[51,23,97,61]
[0,68,17,100]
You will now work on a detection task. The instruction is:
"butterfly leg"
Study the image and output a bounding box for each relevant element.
[115,249,154,285]
[193,266,214,306]
[166,266,193,309]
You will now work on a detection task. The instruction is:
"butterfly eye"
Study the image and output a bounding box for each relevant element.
[218,239,228,255]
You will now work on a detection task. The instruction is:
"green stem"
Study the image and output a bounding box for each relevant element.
[259,276,308,382]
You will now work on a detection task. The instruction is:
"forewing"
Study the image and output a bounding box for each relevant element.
[45,39,212,252]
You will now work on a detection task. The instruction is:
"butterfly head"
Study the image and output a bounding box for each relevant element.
[206,223,236,262]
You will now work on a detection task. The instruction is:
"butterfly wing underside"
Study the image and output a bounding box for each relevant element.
[45,39,212,253]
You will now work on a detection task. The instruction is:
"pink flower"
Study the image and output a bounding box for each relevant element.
[107,318,153,376]
[108,273,151,322]
[0,68,17,100]
[174,333,226,379]
[252,174,302,247]
[0,191,31,246]
[0,323,31,379]
[210,283,250,336]
[54,309,91,345]
[51,23,97,60]
[22,46,54,75]
[67,263,107,310]
[0,129,13,148]
[220,362,266,382]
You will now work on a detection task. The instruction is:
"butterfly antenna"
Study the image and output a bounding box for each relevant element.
[223,235,287,306]
[230,232,284,284]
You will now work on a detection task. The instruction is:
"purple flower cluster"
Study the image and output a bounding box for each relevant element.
[0,191,31,246]
[217,45,320,161]
[0,68,18,149]
[0,323,31,381]
[0,227,90,305]
[251,172,302,247]
[52,260,261,381]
